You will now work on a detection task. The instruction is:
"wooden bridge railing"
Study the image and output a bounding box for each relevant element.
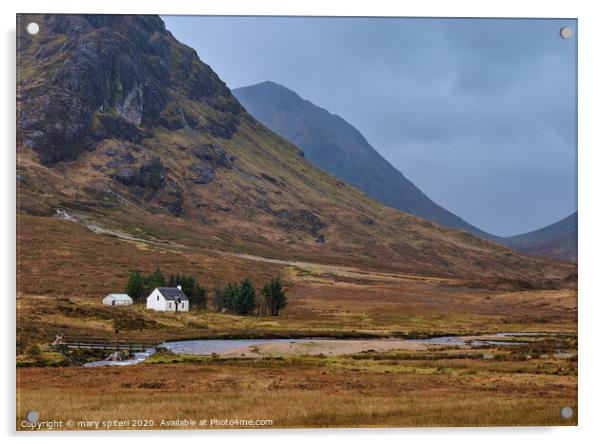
[54,336,164,351]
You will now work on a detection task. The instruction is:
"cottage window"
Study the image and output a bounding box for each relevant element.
[157,295,159,301]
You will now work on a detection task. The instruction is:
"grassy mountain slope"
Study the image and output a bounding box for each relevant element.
[17,14,572,285]
[502,212,577,262]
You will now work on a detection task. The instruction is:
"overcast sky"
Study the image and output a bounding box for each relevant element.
[163,16,577,236]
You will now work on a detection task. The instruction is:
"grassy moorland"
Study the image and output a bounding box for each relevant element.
[16,215,577,429]
[16,215,576,355]
[17,346,577,428]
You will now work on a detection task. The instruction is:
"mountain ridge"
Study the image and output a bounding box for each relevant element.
[16,14,573,286]
[233,81,494,239]
[502,212,577,262]
[233,81,577,261]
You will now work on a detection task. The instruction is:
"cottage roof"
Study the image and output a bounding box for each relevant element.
[106,293,133,301]
[156,287,188,301]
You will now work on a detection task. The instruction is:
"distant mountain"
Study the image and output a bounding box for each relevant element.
[233,81,493,239]
[501,212,577,262]
[233,82,578,263]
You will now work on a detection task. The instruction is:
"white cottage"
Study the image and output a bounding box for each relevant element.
[103,293,133,306]
[146,286,189,312]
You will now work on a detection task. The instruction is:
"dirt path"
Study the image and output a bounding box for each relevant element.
[56,209,457,286]
[225,252,459,285]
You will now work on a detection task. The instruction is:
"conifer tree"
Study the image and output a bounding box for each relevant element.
[222,283,239,312]
[147,267,165,289]
[270,277,287,316]
[125,271,144,303]
[212,287,225,311]
[195,284,207,310]
[260,282,273,316]
[236,278,256,315]
[167,274,176,287]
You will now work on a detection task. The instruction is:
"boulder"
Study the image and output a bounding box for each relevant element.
[137,158,166,190]
[111,158,166,190]
[275,209,326,243]
[192,143,234,169]
[112,168,136,186]
[190,163,215,184]
[105,151,136,168]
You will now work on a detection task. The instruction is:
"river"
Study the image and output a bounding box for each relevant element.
[83,332,542,367]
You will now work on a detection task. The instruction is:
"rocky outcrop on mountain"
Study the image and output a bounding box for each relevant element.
[157,181,184,216]
[187,144,236,185]
[112,168,137,186]
[137,158,166,190]
[90,114,150,144]
[110,157,165,191]
[275,209,326,243]
[192,144,235,169]
[105,152,136,169]
[189,163,216,185]
[17,14,243,166]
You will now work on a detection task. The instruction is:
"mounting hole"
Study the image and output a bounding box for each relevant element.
[560,406,573,419]
[559,26,573,39]
[26,22,39,35]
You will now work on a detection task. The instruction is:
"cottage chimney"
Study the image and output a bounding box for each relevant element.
[177,285,182,290]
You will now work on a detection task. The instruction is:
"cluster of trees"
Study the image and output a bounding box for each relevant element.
[125,268,206,309]
[125,268,287,316]
[124,268,164,303]
[213,277,287,316]
[213,278,257,315]
[259,277,287,316]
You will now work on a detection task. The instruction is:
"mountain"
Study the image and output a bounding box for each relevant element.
[501,212,577,262]
[233,81,493,239]
[16,14,571,284]
[232,81,577,262]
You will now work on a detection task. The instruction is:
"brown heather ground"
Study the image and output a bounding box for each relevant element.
[17,353,577,429]
[17,215,577,350]
[16,214,578,429]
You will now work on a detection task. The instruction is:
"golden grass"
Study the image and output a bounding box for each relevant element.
[16,358,577,429]
[16,215,285,299]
